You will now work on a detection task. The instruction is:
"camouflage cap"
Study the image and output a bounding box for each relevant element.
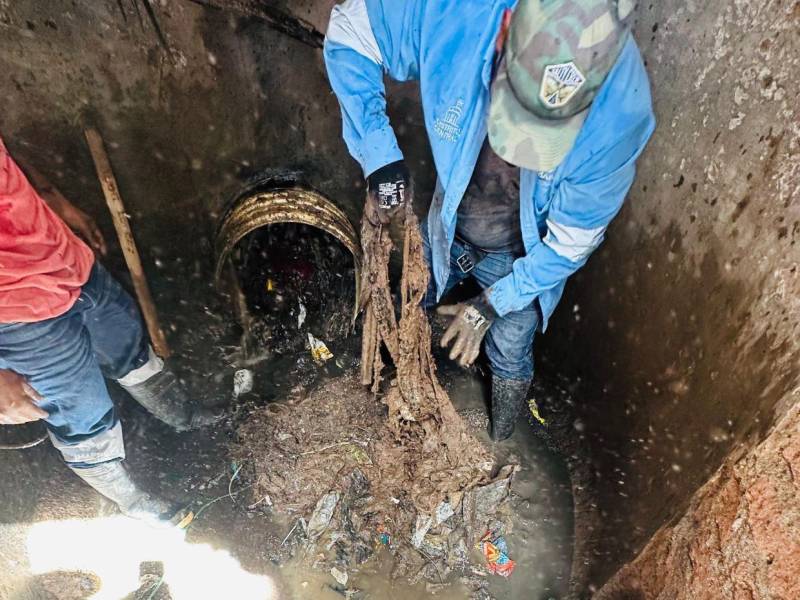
[488,0,632,171]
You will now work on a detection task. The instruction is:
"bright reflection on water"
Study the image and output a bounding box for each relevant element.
[24,516,277,599]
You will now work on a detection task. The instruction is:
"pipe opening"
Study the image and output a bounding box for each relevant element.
[232,222,356,354]
[214,172,362,358]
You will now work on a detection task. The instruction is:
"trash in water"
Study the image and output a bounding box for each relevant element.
[528,398,547,426]
[175,510,195,530]
[234,370,519,588]
[233,369,254,398]
[330,566,348,586]
[411,514,433,548]
[376,524,391,546]
[298,301,307,328]
[346,443,372,465]
[308,333,334,363]
[478,531,515,577]
[231,208,520,591]
[435,500,454,525]
[307,491,339,541]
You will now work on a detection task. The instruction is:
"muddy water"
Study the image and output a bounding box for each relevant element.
[0,269,573,600]
[180,349,574,600]
[445,372,574,600]
[278,558,473,599]
[261,368,574,600]
[0,367,573,600]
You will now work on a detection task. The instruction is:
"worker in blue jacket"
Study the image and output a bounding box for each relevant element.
[324,0,655,440]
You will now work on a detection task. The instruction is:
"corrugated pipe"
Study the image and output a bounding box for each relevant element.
[214,173,362,325]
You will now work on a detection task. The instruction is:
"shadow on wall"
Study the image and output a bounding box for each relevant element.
[543,217,800,587]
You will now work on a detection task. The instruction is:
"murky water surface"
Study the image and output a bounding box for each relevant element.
[0,346,572,600]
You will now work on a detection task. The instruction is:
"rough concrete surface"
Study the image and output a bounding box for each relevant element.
[0,0,363,234]
[542,0,800,588]
[595,401,800,600]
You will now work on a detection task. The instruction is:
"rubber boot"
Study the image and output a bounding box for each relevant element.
[70,461,174,524]
[490,376,531,442]
[119,354,223,432]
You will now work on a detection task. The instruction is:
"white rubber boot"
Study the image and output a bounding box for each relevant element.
[118,348,224,432]
[71,461,174,525]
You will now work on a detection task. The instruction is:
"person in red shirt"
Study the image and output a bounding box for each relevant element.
[0,136,219,523]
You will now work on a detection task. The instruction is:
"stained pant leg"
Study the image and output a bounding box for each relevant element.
[78,262,149,380]
[470,251,540,380]
[420,220,470,309]
[482,304,539,380]
[0,299,124,466]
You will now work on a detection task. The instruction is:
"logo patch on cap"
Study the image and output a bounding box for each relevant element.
[540,62,586,109]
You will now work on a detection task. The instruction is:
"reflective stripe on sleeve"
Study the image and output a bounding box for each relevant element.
[543,219,606,262]
[326,0,383,66]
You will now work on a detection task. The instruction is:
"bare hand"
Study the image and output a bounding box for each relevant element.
[0,370,48,425]
[62,206,107,256]
[15,159,107,256]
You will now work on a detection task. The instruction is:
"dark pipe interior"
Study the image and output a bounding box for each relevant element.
[232,222,356,354]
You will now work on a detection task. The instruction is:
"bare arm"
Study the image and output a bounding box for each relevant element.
[18,159,107,256]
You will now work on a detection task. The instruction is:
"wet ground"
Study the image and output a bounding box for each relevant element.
[0,344,573,600]
[0,226,574,599]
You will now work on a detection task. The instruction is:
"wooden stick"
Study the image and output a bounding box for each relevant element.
[84,128,171,358]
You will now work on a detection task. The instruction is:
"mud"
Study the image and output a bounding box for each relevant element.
[0,4,574,598]
[233,210,518,595]
[360,207,501,514]
[0,244,573,600]
[3,0,798,596]
[595,401,800,600]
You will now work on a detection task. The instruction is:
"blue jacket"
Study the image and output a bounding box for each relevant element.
[324,0,655,329]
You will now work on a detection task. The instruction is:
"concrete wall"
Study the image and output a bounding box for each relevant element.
[0,0,360,255]
[542,0,800,589]
[0,0,432,254]
[596,402,800,599]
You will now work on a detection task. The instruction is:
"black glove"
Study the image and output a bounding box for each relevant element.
[437,292,497,367]
[366,160,410,225]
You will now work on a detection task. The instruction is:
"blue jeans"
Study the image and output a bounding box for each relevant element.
[0,262,149,463]
[421,225,540,380]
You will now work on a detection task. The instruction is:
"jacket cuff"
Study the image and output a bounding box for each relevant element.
[486,277,517,318]
[361,127,404,177]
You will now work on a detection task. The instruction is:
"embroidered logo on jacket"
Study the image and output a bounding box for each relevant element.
[434,99,465,142]
[540,62,585,108]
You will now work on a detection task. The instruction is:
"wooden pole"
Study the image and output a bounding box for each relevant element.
[84,128,171,358]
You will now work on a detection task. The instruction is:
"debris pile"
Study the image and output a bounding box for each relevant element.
[235,206,516,594]
[358,206,507,516]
